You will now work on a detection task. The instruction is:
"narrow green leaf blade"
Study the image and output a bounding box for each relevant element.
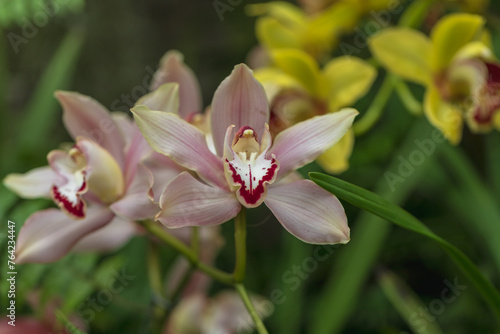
[310,172,500,318]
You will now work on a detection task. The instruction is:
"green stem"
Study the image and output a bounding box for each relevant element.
[235,283,269,334]
[147,243,164,299]
[139,220,233,285]
[191,226,200,256]
[393,76,422,116]
[233,208,247,283]
[354,74,395,136]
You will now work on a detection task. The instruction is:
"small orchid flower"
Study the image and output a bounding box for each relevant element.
[3,91,165,263]
[254,48,376,173]
[132,64,357,244]
[369,13,500,143]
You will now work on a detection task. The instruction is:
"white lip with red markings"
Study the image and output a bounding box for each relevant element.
[224,125,279,208]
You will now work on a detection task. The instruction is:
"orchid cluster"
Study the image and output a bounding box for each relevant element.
[3,0,500,333]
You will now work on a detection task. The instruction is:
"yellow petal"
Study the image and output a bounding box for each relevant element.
[494,111,500,131]
[254,67,304,100]
[246,1,306,26]
[369,28,432,85]
[270,48,320,95]
[317,129,354,174]
[431,13,485,70]
[424,86,463,145]
[453,41,495,62]
[255,17,303,50]
[323,56,377,110]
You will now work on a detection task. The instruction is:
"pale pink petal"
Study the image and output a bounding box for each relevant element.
[55,91,125,167]
[270,108,358,179]
[72,216,138,252]
[203,291,272,333]
[132,105,227,189]
[16,206,114,263]
[111,111,135,147]
[110,164,158,220]
[157,172,241,228]
[0,318,53,334]
[144,152,185,202]
[211,64,270,156]
[136,83,180,114]
[151,50,202,119]
[264,180,350,244]
[123,125,154,187]
[164,295,207,334]
[3,166,57,199]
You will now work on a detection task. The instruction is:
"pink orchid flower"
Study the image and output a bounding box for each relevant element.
[3,91,172,264]
[132,64,357,244]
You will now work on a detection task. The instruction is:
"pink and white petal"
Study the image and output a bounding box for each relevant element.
[157,172,241,228]
[48,149,88,219]
[72,216,138,252]
[123,125,154,187]
[16,206,114,264]
[77,137,125,204]
[136,83,180,114]
[55,91,125,167]
[264,180,350,244]
[110,164,158,220]
[151,50,202,119]
[132,105,227,189]
[211,64,270,156]
[145,152,185,202]
[270,108,358,178]
[111,111,135,147]
[3,166,57,199]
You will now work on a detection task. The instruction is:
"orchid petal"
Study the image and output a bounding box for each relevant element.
[72,216,138,252]
[322,57,377,110]
[255,17,303,50]
[132,105,227,189]
[151,50,202,119]
[157,172,241,228]
[270,108,358,178]
[77,137,125,204]
[223,125,279,208]
[369,28,432,85]
[48,149,88,219]
[16,206,114,263]
[265,180,349,244]
[3,166,57,199]
[424,85,463,144]
[211,64,270,157]
[144,152,185,202]
[123,125,154,187]
[111,111,135,147]
[110,164,158,220]
[55,91,125,167]
[136,83,180,114]
[316,129,355,174]
[270,49,321,95]
[431,13,485,70]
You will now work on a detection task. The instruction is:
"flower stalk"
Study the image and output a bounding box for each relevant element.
[234,208,247,283]
[235,283,269,334]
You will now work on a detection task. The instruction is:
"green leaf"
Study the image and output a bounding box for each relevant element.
[309,118,435,334]
[15,28,85,158]
[309,172,500,318]
[378,269,444,334]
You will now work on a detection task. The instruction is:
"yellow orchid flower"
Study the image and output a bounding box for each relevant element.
[247,1,360,60]
[255,48,376,173]
[369,13,500,144]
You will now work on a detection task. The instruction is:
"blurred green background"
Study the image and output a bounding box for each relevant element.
[1,0,500,333]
